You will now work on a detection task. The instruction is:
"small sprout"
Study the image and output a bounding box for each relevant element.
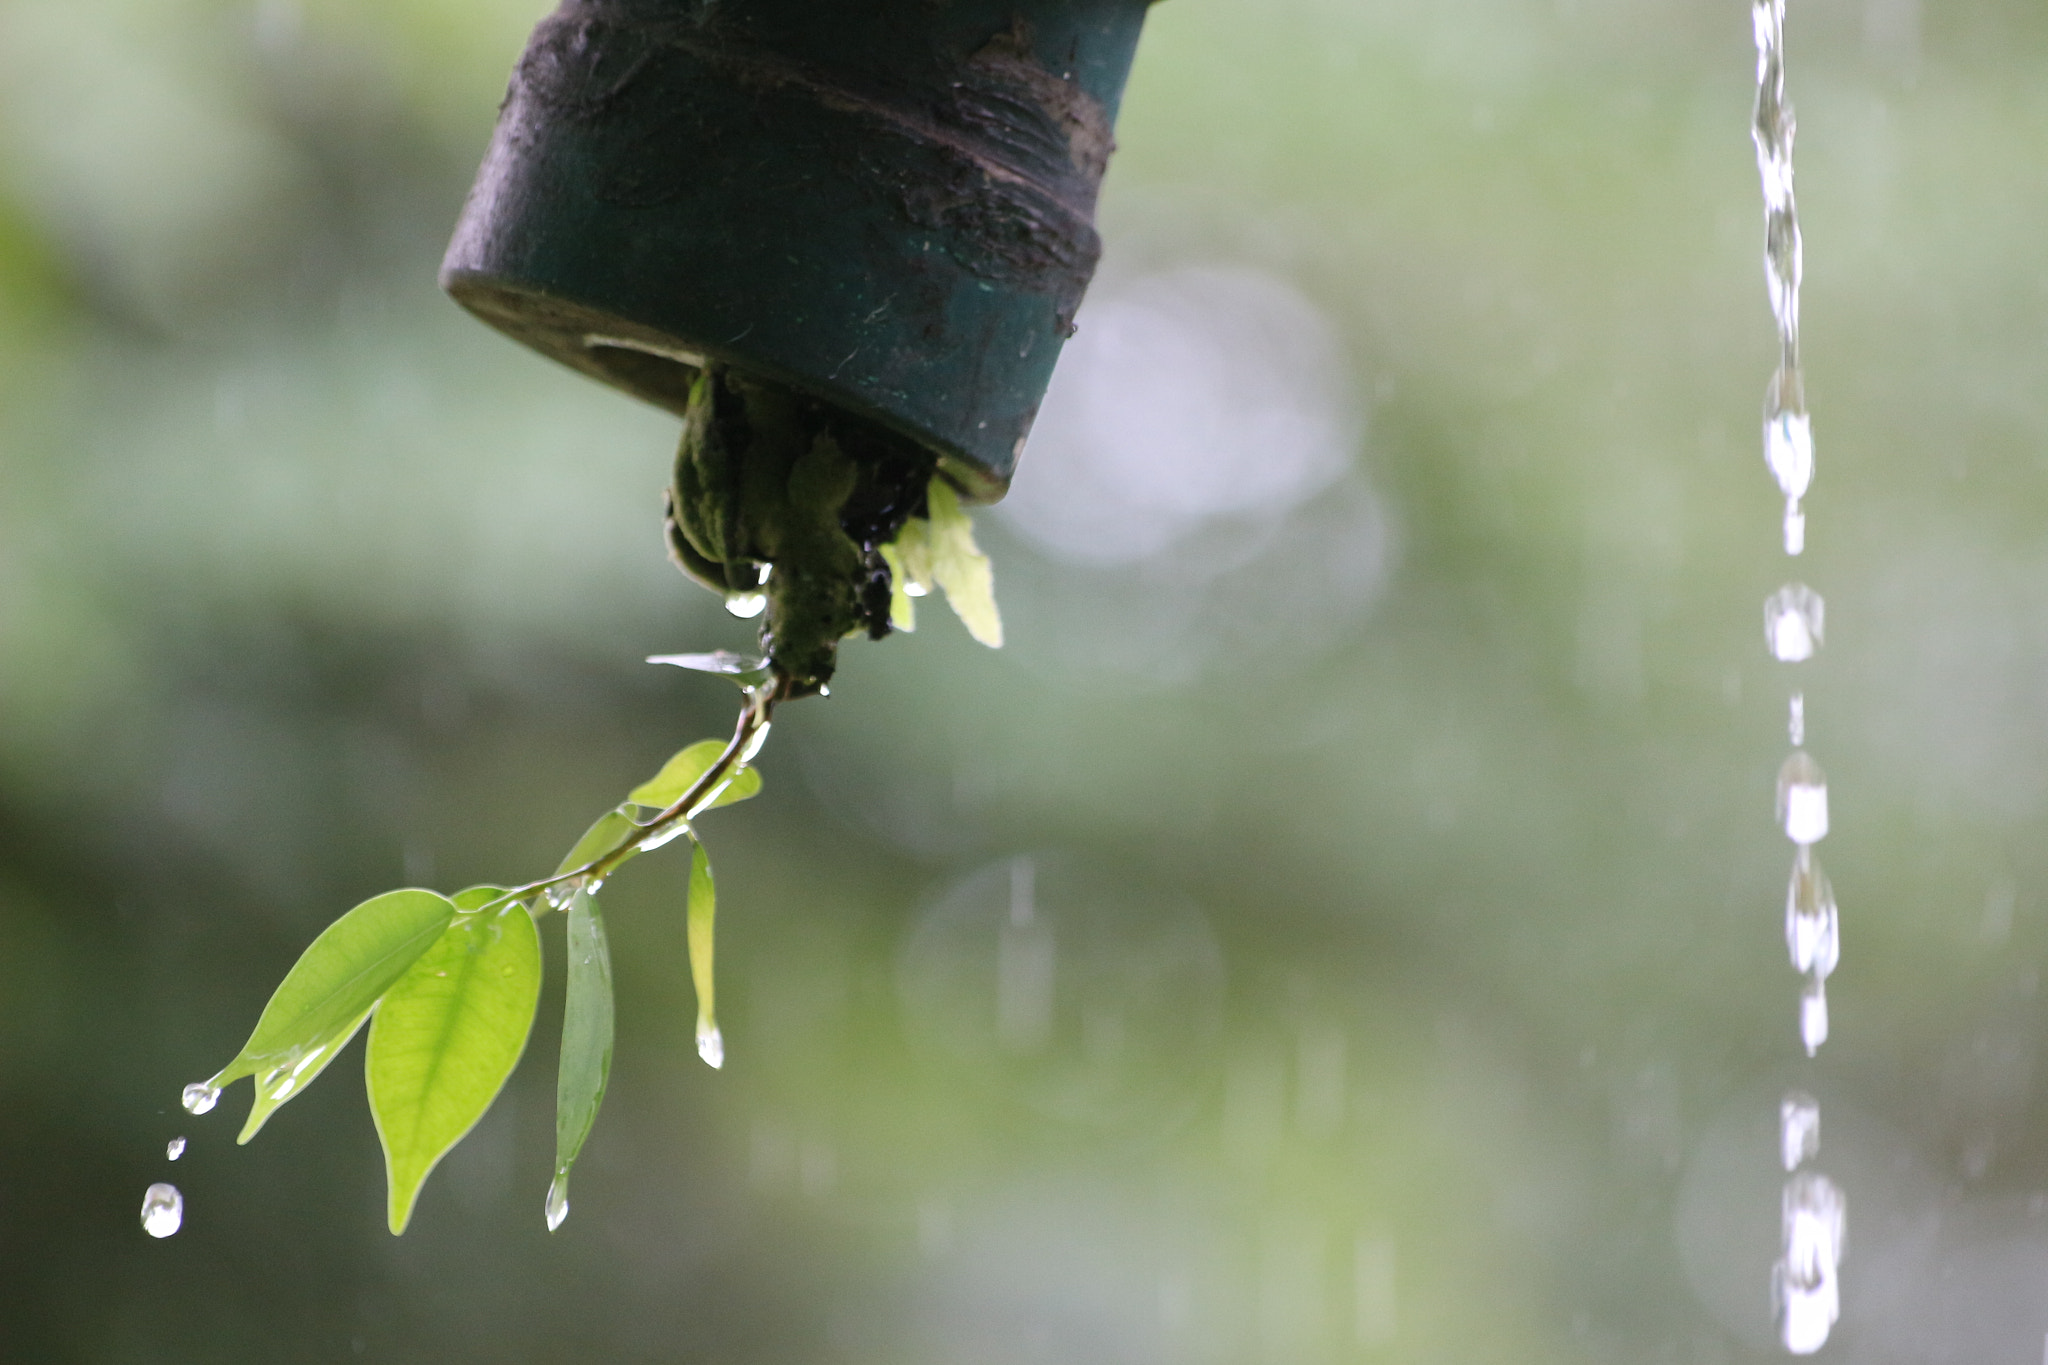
[881,477,1003,647]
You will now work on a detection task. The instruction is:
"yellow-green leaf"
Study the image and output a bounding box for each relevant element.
[556,808,635,875]
[686,838,722,1069]
[627,739,762,811]
[366,903,542,1234]
[203,889,457,1143]
[925,480,1003,647]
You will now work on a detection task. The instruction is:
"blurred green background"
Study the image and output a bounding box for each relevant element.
[5,0,2047,1360]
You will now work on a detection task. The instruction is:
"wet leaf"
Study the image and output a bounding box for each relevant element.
[687,838,722,1069]
[206,889,457,1143]
[627,739,761,811]
[548,889,614,1231]
[556,808,636,876]
[366,902,542,1234]
[645,650,773,689]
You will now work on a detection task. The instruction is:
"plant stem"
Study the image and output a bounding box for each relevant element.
[479,678,784,916]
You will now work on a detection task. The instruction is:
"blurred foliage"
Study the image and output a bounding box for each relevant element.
[6,0,2048,1361]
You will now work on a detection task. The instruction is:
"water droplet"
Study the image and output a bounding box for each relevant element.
[739,721,772,765]
[725,593,767,619]
[1786,848,1840,980]
[1777,751,1829,845]
[1783,499,1806,555]
[697,1023,725,1069]
[1780,1092,1820,1171]
[1775,1170,1844,1354]
[1765,584,1824,662]
[181,1082,220,1115]
[140,1182,184,1238]
[165,1137,187,1162]
[904,583,929,598]
[545,1173,569,1231]
[1788,692,1804,746]
[1764,368,1813,501]
[1799,977,1829,1055]
[636,820,689,853]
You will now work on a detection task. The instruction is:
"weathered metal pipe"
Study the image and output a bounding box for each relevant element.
[441,0,1153,501]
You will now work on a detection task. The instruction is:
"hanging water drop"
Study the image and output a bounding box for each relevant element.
[738,720,772,765]
[636,820,691,853]
[724,592,767,619]
[545,1172,570,1232]
[1799,977,1829,1056]
[1780,1092,1820,1171]
[140,1182,184,1238]
[1777,751,1829,845]
[180,1081,220,1115]
[696,1022,725,1069]
[165,1136,187,1162]
[1785,849,1840,979]
[1788,692,1805,746]
[1775,1170,1844,1354]
[1765,584,1824,662]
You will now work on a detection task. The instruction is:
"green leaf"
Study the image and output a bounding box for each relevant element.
[548,889,614,1231]
[366,903,542,1234]
[925,479,1003,648]
[627,739,762,811]
[645,650,773,689]
[204,889,457,1144]
[687,838,723,1070]
[556,808,636,876]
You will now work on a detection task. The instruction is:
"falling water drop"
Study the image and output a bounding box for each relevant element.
[1765,584,1825,662]
[140,1182,184,1238]
[1764,368,1813,502]
[1785,850,1840,979]
[1775,1171,1845,1354]
[724,593,767,620]
[545,1173,570,1231]
[696,1022,725,1070]
[1799,978,1829,1056]
[1780,1093,1820,1171]
[1753,0,1845,1338]
[165,1136,187,1162]
[180,1082,220,1115]
[1776,752,1829,845]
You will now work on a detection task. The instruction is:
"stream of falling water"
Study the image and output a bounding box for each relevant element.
[1753,1,1845,1352]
